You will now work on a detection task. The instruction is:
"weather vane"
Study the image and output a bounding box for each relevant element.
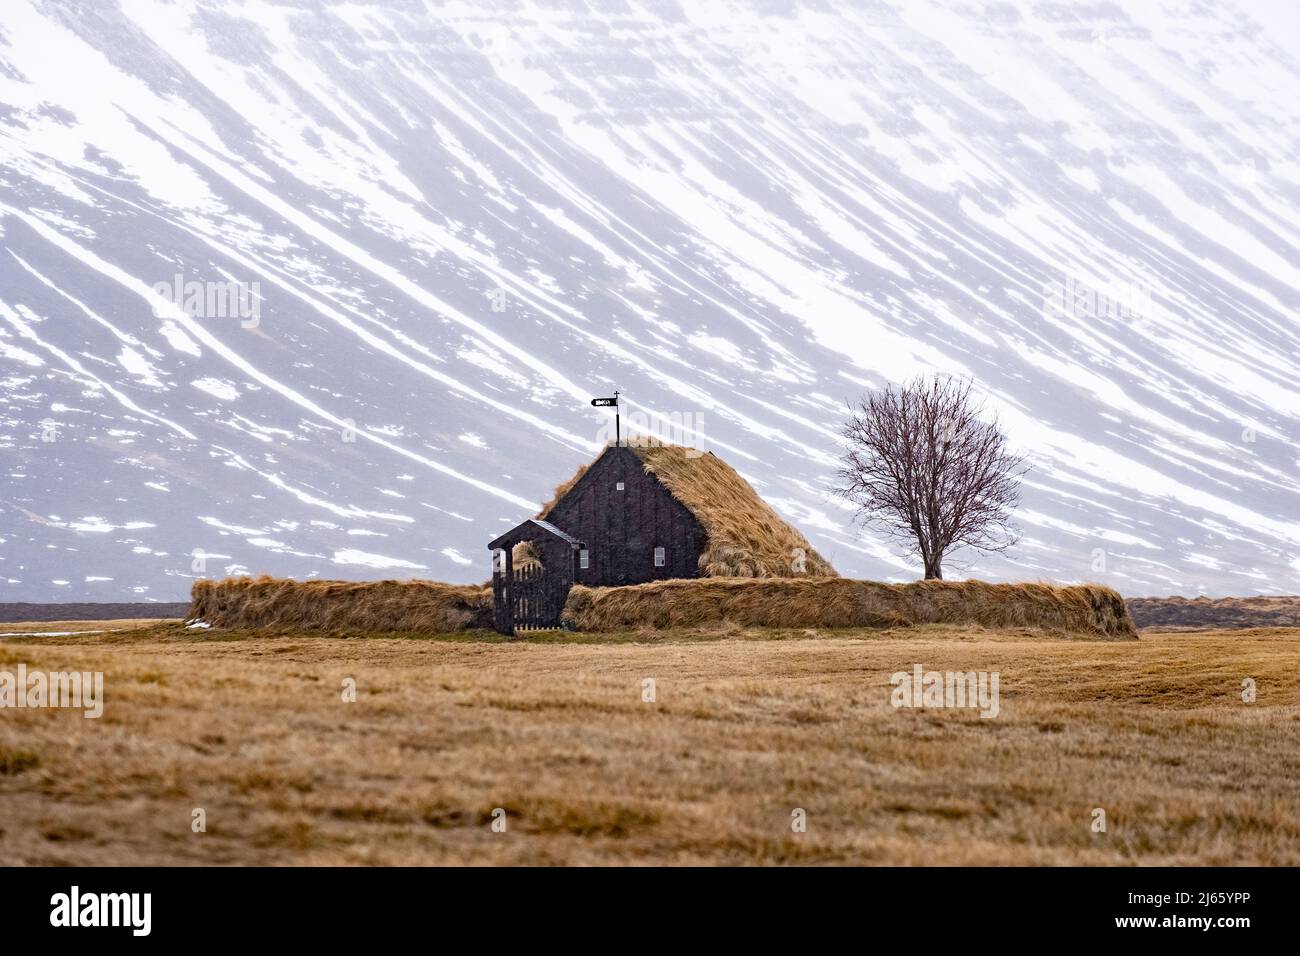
[590,389,620,446]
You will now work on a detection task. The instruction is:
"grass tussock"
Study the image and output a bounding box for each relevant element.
[0,748,41,776]
[189,576,492,633]
[511,540,541,569]
[564,577,1138,639]
[541,441,837,579]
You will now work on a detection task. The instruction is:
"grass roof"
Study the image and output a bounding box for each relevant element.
[541,442,837,579]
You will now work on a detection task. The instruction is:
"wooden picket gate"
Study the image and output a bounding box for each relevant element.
[488,520,583,637]
[492,560,573,636]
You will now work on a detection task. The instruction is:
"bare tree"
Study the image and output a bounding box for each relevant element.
[836,376,1026,580]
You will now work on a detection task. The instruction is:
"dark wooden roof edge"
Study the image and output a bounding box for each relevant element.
[531,519,582,547]
[488,518,584,551]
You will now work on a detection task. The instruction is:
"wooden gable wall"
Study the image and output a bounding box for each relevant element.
[545,447,705,586]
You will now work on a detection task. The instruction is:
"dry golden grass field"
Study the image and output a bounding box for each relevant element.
[2,620,1298,866]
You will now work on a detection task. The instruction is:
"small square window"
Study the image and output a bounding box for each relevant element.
[579,549,590,569]
[616,481,625,491]
[654,546,666,567]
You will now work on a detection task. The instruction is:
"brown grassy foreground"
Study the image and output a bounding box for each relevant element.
[566,578,1137,639]
[2,621,1296,865]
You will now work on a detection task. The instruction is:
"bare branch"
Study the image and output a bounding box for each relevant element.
[835,376,1027,579]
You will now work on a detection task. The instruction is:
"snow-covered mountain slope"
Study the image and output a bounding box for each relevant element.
[2,0,1298,602]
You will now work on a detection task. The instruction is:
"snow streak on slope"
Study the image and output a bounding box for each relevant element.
[1,0,1298,601]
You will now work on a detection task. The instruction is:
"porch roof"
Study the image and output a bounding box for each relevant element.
[488,518,583,552]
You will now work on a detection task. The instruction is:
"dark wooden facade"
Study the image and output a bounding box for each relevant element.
[543,446,705,586]
[487,447,708,634]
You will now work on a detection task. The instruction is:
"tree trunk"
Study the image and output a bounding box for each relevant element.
[924,555,943,580]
